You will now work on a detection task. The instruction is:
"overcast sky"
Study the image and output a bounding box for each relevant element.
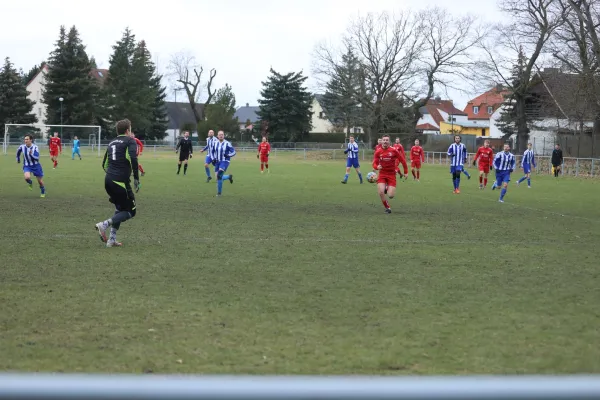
[2,0,503,110]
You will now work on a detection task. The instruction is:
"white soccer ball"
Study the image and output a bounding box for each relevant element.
[367,172,377,183]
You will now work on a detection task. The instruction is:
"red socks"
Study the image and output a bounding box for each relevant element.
[412,170,416,178]
[417,171,420,179]
[138,164,145,173]
[260,164,264,171]
[265,164,269,169]
[382,200,390,209]
[484,178,488,186]
[479,176,483,184]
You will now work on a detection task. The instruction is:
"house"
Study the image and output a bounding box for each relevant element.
[25,65,109,132]
[310,94,363,135]
[416,97,468,134]
[233,103,260,132]
[462,85,511,137]
[165,101,204,143]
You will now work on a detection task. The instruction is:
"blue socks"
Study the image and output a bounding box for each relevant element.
[527,178,531,186]
[500,188,507,200]
[40,186,45,195]
[463,170,470,178]
[217,179,223,194]
[26,179,32,185]
[518,176,527,183]
[343,173,349,182]
[205,166,211,177]
[358,172,363,183]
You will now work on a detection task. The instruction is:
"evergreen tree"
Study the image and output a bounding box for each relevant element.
[256,68,313,142]
[42,25,99,134]
[0,57,38,134]
[199,84,239,137]
[21,61,46,86]
[320,46,361,135]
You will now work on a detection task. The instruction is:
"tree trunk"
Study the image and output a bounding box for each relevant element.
[515,96,530,153]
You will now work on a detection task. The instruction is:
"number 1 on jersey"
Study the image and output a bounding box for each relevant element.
[111,145,116,160]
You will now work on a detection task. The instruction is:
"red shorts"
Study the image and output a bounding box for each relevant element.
[50,149,58,157]
[260,154,269,163]
[478,164,490,174]
[377,173,396,187]
[411,161,421,169]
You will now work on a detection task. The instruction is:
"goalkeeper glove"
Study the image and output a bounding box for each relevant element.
[344,150,349,154]
[490,165,493,171]
[189,154,193,159]
[257,154,259,159]
[472,160,476,166]
[134,179,141,193]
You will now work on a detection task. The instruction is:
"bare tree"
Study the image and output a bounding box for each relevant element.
[477,0,566,151]
[168,51,217,125]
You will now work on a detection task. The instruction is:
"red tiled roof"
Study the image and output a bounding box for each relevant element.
[416,123,439,131]
[464,86,511,120]
[423,99,467,126]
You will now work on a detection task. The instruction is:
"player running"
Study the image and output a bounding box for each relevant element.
[393,138,408,180]
[492,143,516,203]
[95,119,140,248]
[201,130,218,182]
[517,142,536,187]
[375,138,383,151]
[72,136,82,160]
[473,139,494,189]
[372,135,403,214]
[49,132,62,169]
[410,139,425,181]
[257,136,271,173]
[175,131,193,175]
[16,134,46,198]
[447,135,467,193]
[130,132,145,176]
[341,135,363,184]
[213,130,236,197]
[551,143,563,178]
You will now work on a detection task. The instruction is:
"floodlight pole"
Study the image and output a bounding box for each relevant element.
[59,97,64,141]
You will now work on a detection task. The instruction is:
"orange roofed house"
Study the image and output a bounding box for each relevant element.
[463,85,511,137]
[415,97,468,134]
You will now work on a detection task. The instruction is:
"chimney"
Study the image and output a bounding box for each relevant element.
[434,96,441,101]
[495,83,503,91]
[246,103,249,107]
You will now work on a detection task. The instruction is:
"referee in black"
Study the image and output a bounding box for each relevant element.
[95,119,140,248]
[551,143,563,178]
[176,131,193,175]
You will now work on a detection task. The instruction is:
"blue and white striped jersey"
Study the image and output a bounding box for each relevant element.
[447,143,467,167]
[203,136,218,157]
[213,139,236,162]
[522,149,536,167]
[494,151,516,171]
[16,144,41,166]
[345,142,359,159]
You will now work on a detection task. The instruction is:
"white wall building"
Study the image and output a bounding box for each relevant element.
[25,65,49,127]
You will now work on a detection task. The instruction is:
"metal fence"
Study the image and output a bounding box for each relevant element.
[1,374,600,400]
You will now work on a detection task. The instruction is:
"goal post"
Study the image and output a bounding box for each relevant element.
[3,124,101,156]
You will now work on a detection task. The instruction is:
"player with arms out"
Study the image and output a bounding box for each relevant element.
[393,138,408,180]
[410,139,425,181]
[213,130,236,196]
[95,119,140,248]
[492,143,516,203]
[201,130,218,182]
[257,136,271,173]
[447,135,468,193]
[131,132,145,176]
[372,135,403,214]
[473,139,494,189]
[517,142,536,187]
[341,135,363,184]
[49,132,62,169]
[72,136,82,160]
[16,134,46,198]
[551,143,563,178]
[175,131,193,175]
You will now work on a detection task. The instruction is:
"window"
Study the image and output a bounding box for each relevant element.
[319,111,325,119]
[353,127,361,133]
[98,71,104,77]
[473,106,479,114]
[487,106,493,114]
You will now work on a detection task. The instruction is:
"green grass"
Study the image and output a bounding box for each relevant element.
[1,149,600,375]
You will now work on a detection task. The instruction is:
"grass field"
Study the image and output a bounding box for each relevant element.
[1,148,600,375]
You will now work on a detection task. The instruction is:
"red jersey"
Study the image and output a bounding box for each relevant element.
[375,144,382,151]
[410,145,424,162]
[393,143,408,174]
[373,146,403,174]
[258,142,271,155]
[393,143,405,154]
[49,137,62,152]
[134,137,144,155]
[474,146,494,165]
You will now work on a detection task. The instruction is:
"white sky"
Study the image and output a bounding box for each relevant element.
[2,0,503,110]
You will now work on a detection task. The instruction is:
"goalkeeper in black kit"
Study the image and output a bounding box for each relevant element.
[95,119,140,248]
[176,130,193,175]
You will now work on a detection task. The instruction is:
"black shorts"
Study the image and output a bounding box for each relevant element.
[105,175,136,213]
[179,152,190,162]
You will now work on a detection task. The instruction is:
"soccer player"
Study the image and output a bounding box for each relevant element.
[375,138,383,151]
[16,134,46,198]
[447,135,467,193]
[393,138,408,179]
[492,143,516,203]
[517,142,536,187]
[473,139,494,189]
[95,119,140,248]
[175,131,193,175]
[131,132,145,176]
[213,130,236,196]
[257,136,271,173]
[72,136,82,160]
[341,135,363,184]
[201,130,218,182]
[551,143,563,178]
[49,132,62,169]
[410,139,425,181]
[372,135,403,213]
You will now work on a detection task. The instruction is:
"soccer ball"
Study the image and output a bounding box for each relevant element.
[367,172,377,183]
